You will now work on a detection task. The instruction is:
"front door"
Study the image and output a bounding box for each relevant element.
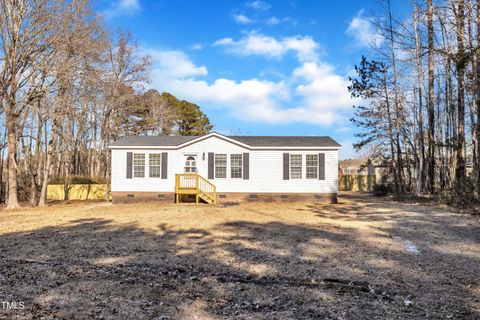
[184,155,197,173]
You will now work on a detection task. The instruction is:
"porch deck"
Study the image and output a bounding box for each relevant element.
[175,173,217,204]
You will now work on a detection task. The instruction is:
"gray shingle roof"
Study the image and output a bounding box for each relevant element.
[228,136,341,147]
[109,134,341,148]
[110,135,198,146]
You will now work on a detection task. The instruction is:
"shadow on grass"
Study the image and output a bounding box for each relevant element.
[0,197,479,319]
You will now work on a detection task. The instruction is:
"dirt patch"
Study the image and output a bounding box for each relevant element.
[0,194,479,319]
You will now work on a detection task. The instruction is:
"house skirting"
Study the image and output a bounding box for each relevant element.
[112,192,337,204]
[216,192,337,203]
[112,192,175,204]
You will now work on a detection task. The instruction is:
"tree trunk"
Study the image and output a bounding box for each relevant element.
[384,81,399,192]
[387,0,404,192]
[455,0,466,183]
[30,110,44,206]
[413,4,425,195]
[38,130,55,207]
[427,0,435,193]
[476,0,480,194]
[5,111,20,209]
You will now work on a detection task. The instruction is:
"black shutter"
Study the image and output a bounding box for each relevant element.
[283,153,289,180]
[208,152,214,179]
[243,153,249,180]
[161,152,168,179]
[318,153,325,180]
[126,152,132,179]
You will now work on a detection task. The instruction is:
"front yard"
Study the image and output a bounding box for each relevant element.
[0,194,479,319]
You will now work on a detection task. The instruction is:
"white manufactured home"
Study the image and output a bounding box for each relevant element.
[109,132,341,204]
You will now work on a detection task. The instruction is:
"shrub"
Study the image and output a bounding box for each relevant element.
[372,183,394,196]
[441,177,480,212]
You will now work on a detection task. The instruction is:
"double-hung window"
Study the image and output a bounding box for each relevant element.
[149,154,161,178]
[215,154,227,178]
[290,154,302,179]
[230,154,243,178]
[306,154,318,179]
[133,153,145,178]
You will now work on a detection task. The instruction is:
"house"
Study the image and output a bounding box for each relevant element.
[339,159,376,176]
[108,132,341,204]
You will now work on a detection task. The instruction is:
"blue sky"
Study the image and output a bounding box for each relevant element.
[95,0,389,159]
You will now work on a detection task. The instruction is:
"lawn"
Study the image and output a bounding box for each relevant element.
[0,194,479,319]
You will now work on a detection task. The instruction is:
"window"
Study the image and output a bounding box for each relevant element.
[133,153,145,178]
[306,154,318,179]
[290,154,302,179]
[215,154,227,178]
[184,156,197,173]
[149,154,161,178]
[230,154,243,178]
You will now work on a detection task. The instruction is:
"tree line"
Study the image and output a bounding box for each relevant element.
[349,0,480,204]
[0,0,212,209]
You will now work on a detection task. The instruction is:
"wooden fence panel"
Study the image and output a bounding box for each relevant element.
[338,175,376,192]
[47,184,110,200]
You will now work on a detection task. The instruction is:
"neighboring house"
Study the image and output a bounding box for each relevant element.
[339,159,375,176]
[108,132,341,204]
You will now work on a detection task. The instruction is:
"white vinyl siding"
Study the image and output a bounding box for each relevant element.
[290,154,302,179]
[306,154,318,179]
[230,154,243,178]
[111,135,339,194]
[149,154,161,178]
[133,154,145,178]
[215,154,227,178]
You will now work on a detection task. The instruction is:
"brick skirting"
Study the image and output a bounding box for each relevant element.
[216,192,337,204]
[112,192,175,204]
[112,192,337,204]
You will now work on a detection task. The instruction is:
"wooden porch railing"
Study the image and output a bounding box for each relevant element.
[175,173,217,204]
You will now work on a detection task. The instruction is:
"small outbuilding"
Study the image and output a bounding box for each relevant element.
[108,132,341,204]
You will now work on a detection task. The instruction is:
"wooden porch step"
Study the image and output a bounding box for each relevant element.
[175,173,217,204]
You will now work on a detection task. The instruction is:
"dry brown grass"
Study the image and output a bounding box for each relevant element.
[1,193,479,319]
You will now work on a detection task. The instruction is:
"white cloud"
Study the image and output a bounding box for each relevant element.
[102,0,140,18]
[346,10,383,48]
[146,50,207,78]
[335,126,351,133]
[189,43,204,50]
[266,16,280,25]
[233,14,253,24]
[246,0,271,11]
[213,32,319,62]
[147,34,357,126]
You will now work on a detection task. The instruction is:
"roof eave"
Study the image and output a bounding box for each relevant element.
[108,145,341,150]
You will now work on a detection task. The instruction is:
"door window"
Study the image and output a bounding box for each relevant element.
[184,156,197,173]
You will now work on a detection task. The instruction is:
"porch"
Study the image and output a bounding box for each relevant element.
[175,173,217,204]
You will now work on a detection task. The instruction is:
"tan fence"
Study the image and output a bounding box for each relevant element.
[47,184,109,201]
[338,175,376,192]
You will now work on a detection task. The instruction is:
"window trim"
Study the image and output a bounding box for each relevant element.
[133,153,145,178]
[230,154,243,179]
[149,153,162,178]
[306,154,318,179]
[214,154,227,179]
[289,154,302,179]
